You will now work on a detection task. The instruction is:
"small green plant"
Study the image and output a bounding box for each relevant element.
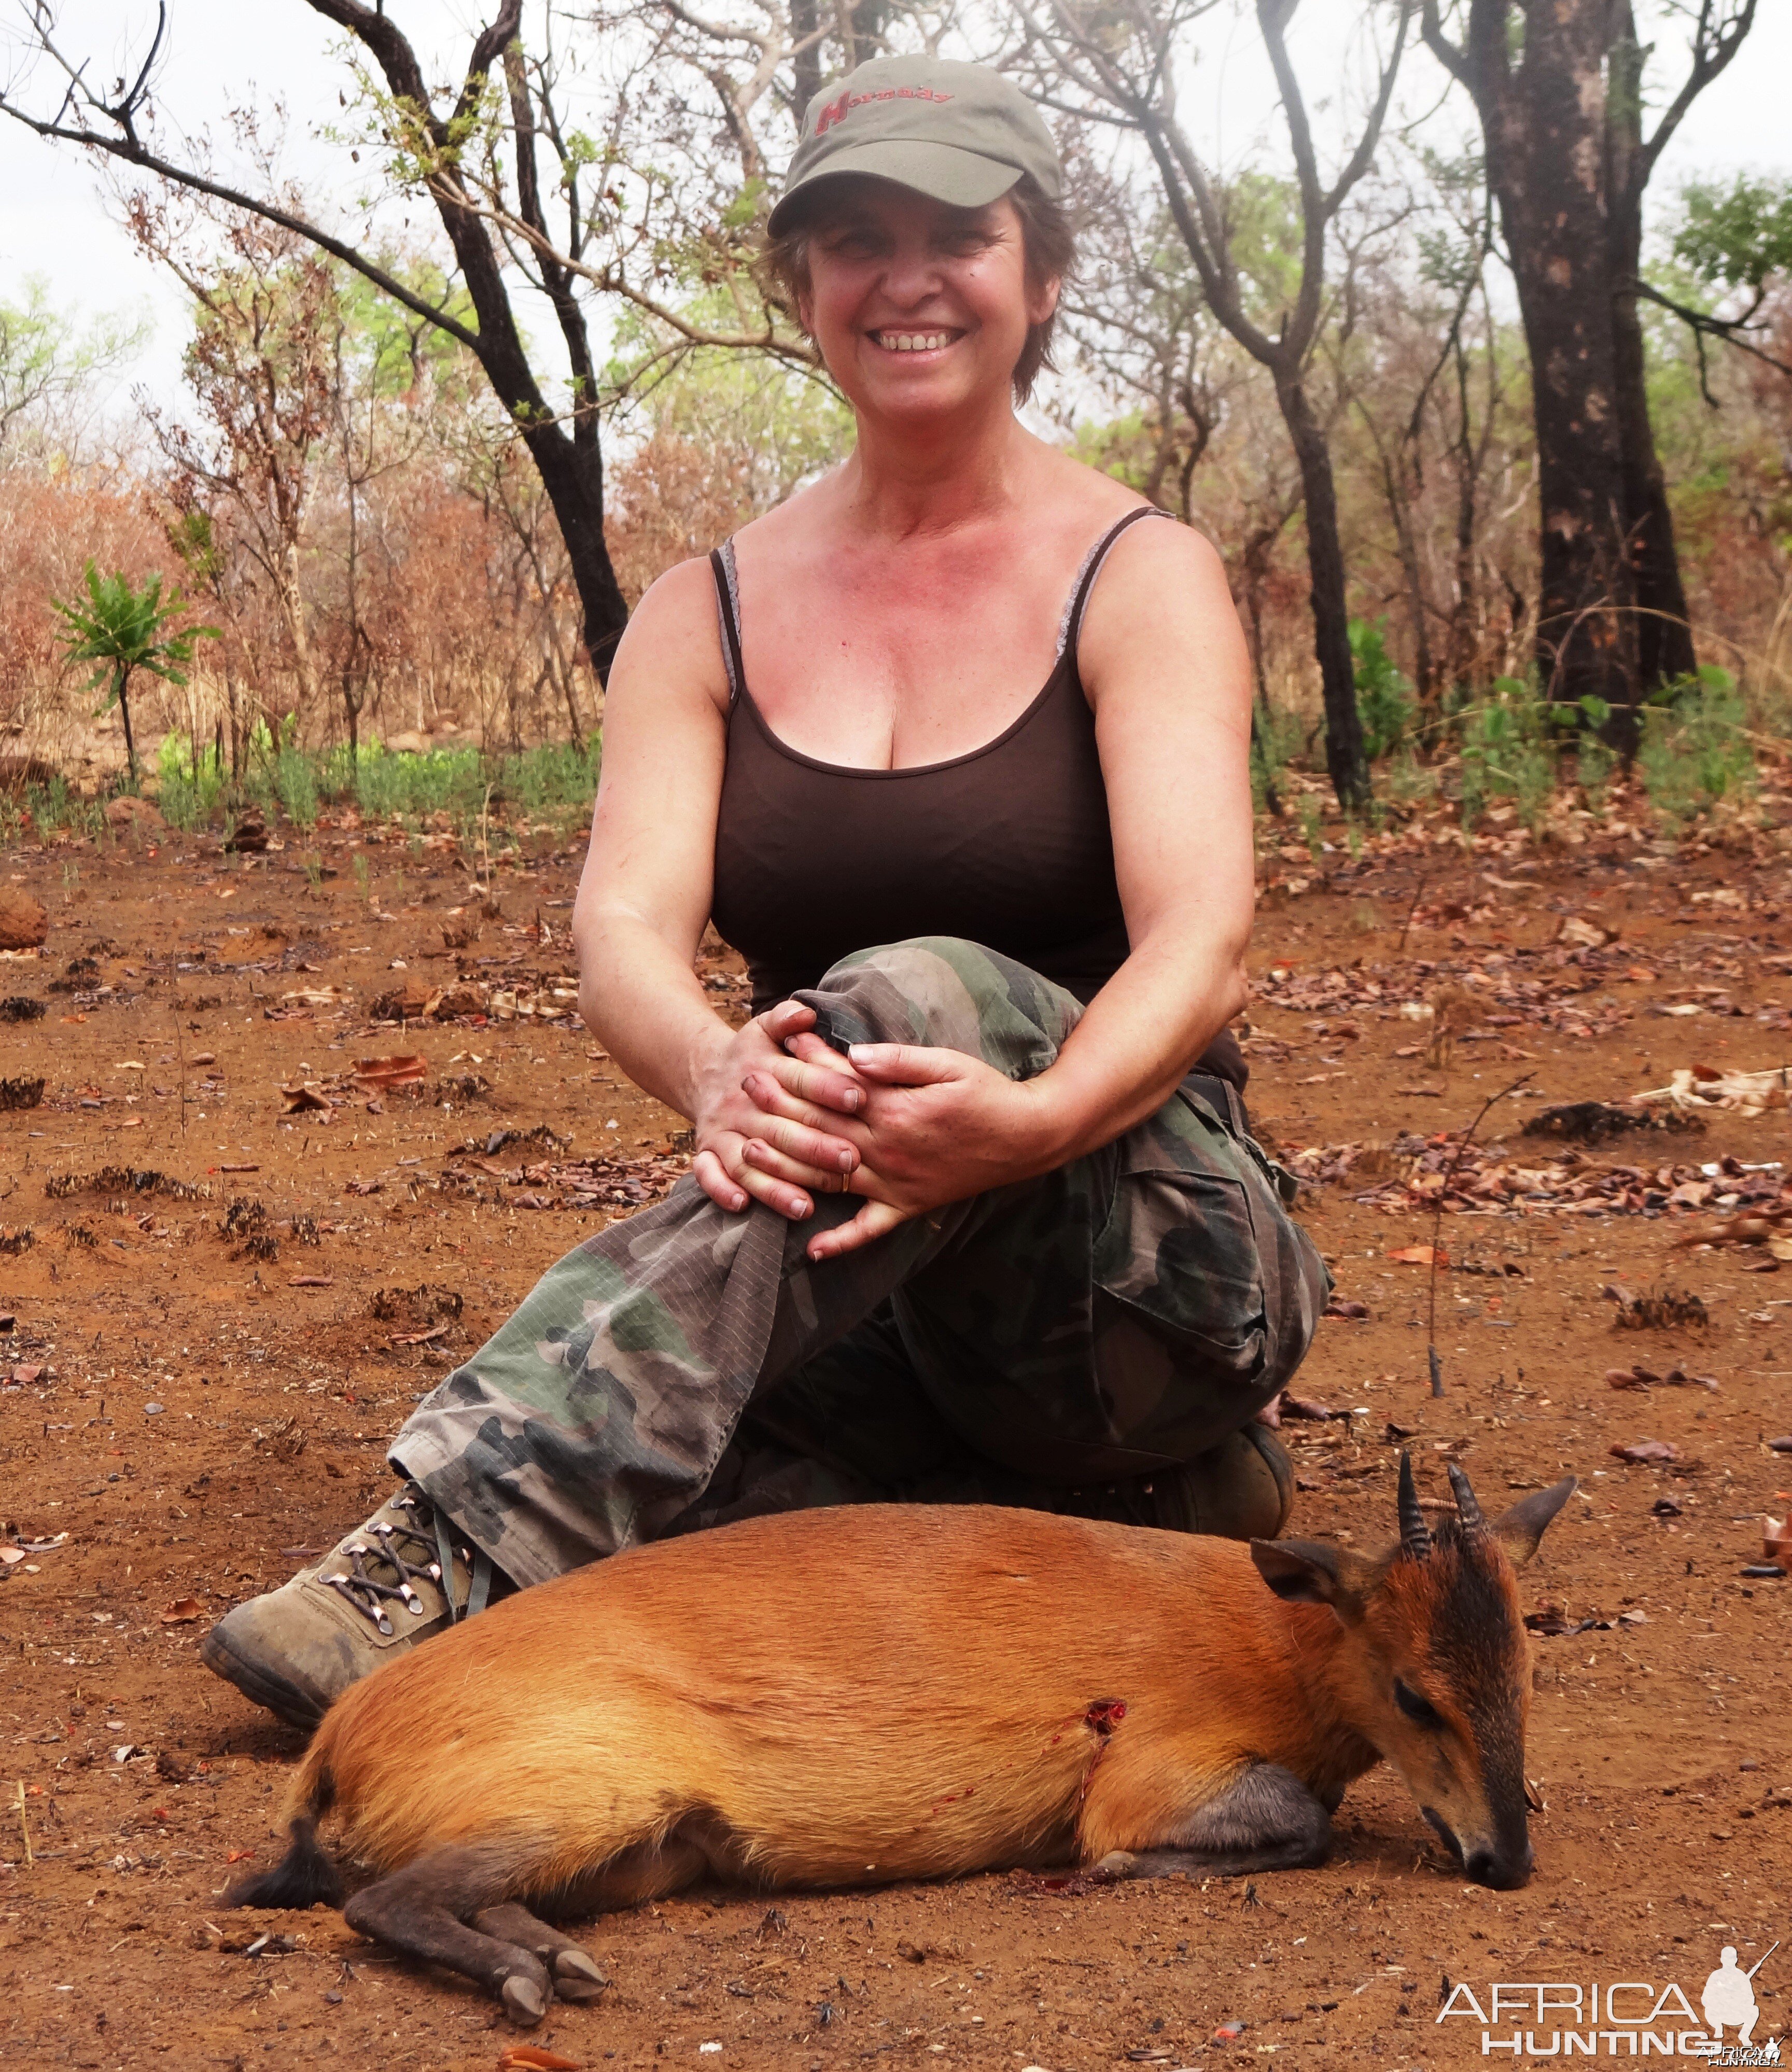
[499,739,603,820]
[273,745,319,829]
[1636,667,1755,825]
[49,565,218,781]
[303,854,324,890]
[352,851,371,903]
[1296,794,1324,861]
[1575,730,1617,813]
[1350,618,1415,762]
[1249,705,1301,815]
[1384,750,1437,810]
[1458,680,1558,832]
[157,730,229,831]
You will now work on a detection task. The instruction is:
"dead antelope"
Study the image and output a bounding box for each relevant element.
[230,1455,1575,2026]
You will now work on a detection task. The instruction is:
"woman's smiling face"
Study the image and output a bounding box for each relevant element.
[797,176,1059,423]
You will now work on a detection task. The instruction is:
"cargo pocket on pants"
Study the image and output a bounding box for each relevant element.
[1088,1128,1272,1461]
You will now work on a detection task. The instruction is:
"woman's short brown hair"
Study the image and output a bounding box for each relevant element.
[759,173,1075,405]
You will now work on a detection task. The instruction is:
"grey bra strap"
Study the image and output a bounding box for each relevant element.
[1055,506,1175,662]
[709,539,745,707]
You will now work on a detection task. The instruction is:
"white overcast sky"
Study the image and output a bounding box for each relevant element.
[2,0,1787,416]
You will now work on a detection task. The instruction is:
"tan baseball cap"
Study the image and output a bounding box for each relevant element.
[768,57,1062,236]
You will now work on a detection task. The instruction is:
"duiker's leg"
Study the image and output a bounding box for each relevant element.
[1091,1763,1332,1880]
[343,1848,557,2025]
[468,1904,608,2003]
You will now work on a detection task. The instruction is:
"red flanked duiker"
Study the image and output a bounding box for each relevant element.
[229,1455,1575,2026]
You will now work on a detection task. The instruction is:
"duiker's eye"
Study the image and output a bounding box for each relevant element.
[1394,1678,1443,1727]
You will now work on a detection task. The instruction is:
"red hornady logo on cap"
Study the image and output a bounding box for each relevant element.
[814,85,954,135]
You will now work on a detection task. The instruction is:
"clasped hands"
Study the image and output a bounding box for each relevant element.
[691,999,1049,1261]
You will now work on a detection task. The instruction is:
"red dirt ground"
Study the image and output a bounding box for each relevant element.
[1,796,1788,2072]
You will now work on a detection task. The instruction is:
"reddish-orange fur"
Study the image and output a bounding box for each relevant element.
[284,1505,1383,1896]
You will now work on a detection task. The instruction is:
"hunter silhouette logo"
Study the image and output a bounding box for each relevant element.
[1437,1939,1782,2061]
[1705,1944,1778,2054]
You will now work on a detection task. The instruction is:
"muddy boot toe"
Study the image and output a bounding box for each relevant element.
[1143,1423,1294,1540]
[200,1484,500,1731]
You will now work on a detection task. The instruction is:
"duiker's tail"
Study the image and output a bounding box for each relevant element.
[225,1737,343,1910]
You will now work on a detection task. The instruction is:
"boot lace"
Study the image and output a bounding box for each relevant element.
[320,1487,492,1634]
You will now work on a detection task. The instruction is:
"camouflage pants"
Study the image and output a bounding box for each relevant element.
[393,939,1329,1587]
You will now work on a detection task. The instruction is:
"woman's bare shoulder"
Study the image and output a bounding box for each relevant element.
[609,554,733,716]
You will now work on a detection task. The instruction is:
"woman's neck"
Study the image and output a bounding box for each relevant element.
[834,401,1043,543]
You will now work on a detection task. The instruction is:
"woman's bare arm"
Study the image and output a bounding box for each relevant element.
[1020,512,1256,1162]
[571,559,864,1218]
[571,559,733,1115]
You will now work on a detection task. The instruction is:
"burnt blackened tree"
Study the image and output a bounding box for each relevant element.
[1421,0,1758,735]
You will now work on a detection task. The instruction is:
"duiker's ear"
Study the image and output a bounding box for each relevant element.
[1490,1476,1578,1567]
[1251,1538,1377,1620]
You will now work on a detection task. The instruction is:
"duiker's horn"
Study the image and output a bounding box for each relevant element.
[1397,1451,1431,1558]
[1447,1461,1486,1532]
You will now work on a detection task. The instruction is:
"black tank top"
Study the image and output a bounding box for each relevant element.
[708,507,1245,1089]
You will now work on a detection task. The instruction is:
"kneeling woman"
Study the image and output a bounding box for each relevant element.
[205,56,1329,1729]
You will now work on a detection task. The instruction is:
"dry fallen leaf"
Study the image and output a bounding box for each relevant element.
[389,1321,451,1347]
[1765,1517,1791,1561]
[1323,1296,1369,1321]
[1611,1438,1681,1465]
[353,1053,429,1092]
[1387,1243,1444,1266]
[0,1547,23,1566]
[159,1597,203,1625]
[1281,1392,1351,1422]
[498,2048,582,2071]
[279,1082,333,1114]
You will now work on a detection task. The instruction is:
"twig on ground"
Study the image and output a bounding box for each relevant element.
[1398,874,1426,955]
[1427,1073,1534,1397]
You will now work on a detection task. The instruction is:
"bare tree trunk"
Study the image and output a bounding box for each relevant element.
[264,2,633,677]
[277,539,324,719]
[1444,325,1487,695]
[1018,0,1410,813]
[1280,376,1369,809]
[1607,8,1697,691]
[790,0,822,119]
[116,664,139,782]
[1424,0,1758,742]
[1499,1,1636,724]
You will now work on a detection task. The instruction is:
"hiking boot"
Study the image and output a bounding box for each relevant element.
[1145,1422,1294,1539]
[200,1483,502,1732]
[1058,1423,1294,1542]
